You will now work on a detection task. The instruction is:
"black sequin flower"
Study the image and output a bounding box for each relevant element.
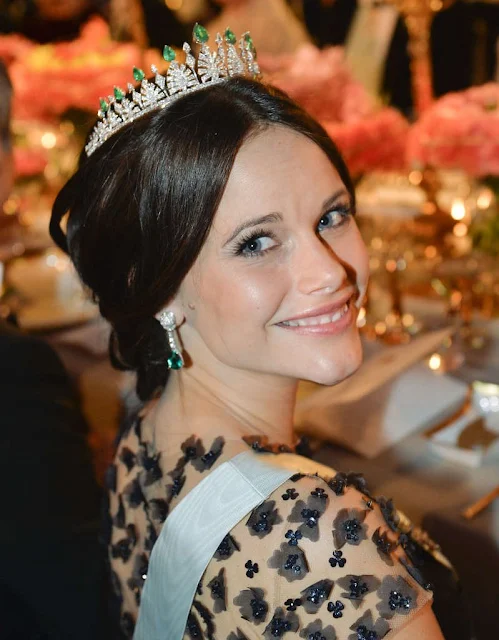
[181,436,204,462]
[288,497,325,542]
[245,560,259,578]
[185,611,203,639]
[328,550,346,568]
[111,524,138,562]
[377,497,399,532]
[284,598,302,611]
[285,529,303,546]
[166,466,186,500]
[311,487,327,499]
[348,610,390,640]
[214,534,240,561]
[207,568,227,613]
[376,575,417,619]
[123,477,145,509]
[147,498,169,523]
[301,508,321,528]
[327,600,345,619]
[119,447,136,472]
[300,579,333,614]
[247,500,282,538]
[192,436,225,472]
[192,600,215,640]
[268,543,309,582]
[282,488,299,501]
[372,528,396,566]
[263,607,299,639]
[332,508,367,549]
[137,443,162,486]
[233,588,269,624]
[337,575,380,609]
[328,472,348,496]
[327,472,370,497]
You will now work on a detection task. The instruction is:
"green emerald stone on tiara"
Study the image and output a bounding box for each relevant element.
[193,23,209,44]
[244,33,255,52]
[99,98,108,113]
[163,45,176,62]
[224,28,237,45]
[114,86,125,101]
[133,67,145,82]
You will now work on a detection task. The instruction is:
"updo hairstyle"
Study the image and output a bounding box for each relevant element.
[50,77,354,401]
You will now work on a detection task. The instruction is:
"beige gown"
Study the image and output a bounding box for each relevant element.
[108,408,435,638]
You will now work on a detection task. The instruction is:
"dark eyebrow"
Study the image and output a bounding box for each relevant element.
[321,189,351,213]
[224,212,283,245]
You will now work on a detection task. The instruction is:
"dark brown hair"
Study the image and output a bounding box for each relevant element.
[51,77,354,401]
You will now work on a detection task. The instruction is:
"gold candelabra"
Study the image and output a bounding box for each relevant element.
[388,0,456,115]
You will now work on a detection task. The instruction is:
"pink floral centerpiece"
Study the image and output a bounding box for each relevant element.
[407,83,499,177]
[0,17,161,123]
[259,45,409,176]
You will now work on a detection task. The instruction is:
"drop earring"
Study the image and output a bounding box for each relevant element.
[158,311,184,370]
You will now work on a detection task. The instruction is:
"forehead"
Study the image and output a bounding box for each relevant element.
[213,126,346,233]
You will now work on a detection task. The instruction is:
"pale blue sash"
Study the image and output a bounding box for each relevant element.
[133,450,298,640]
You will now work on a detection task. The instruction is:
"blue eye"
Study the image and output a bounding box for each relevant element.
[235,229,278,257]
[317,206,352,232]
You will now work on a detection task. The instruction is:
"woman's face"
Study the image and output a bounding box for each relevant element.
[177,126,369,386]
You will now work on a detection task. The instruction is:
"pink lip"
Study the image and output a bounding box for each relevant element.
[277,299,356,336]
[277,288,356,325]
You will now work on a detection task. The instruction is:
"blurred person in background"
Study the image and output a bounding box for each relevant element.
[302,0,499,115]
[0,60,110,639]
[0,0,187,48]
[207,0,311,54]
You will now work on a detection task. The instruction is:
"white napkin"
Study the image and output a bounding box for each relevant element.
[295,328,468,458]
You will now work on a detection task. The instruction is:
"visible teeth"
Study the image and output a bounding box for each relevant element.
[282,303,349,327]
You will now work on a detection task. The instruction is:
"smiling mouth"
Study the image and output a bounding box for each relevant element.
[279,298,353,327]
[280,302,350,327]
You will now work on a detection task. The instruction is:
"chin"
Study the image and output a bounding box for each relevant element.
[302,335,363,387]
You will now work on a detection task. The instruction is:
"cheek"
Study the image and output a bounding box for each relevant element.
[336,225,369,293]
[189,262,287,338]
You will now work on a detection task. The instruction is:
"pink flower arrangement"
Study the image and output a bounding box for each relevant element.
[13,146,48,178]
[0,16,161,122]
[407,83,499,177]
[259,45,409,175]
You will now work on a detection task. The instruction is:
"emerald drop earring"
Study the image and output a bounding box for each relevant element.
[158,311,184,370]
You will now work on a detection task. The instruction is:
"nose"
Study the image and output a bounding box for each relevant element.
[294,234,348,296]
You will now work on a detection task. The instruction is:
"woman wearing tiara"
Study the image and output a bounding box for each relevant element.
[51,25,448,640]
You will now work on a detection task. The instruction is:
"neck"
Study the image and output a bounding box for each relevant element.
[153,359,298,452]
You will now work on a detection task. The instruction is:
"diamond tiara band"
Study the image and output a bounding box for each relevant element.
[85,24,260,157]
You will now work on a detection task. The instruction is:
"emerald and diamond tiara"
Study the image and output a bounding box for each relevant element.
[85,24,260,157]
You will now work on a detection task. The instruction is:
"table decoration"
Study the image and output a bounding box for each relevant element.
[0,16,162,123]
[259,44,410,176]
[387,0,456,116]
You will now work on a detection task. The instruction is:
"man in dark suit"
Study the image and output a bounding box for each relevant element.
[0,321,109,638]
[0,61,109,638]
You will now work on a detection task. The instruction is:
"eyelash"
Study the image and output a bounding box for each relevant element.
[233,204,353,258]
